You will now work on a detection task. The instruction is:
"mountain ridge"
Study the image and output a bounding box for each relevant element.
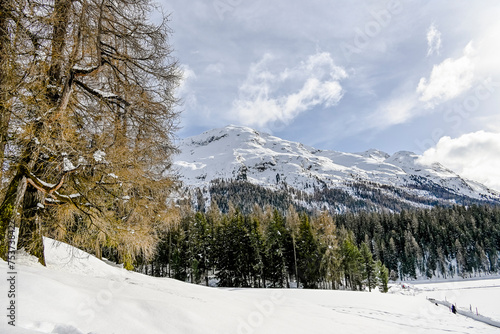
[172,125,500,213]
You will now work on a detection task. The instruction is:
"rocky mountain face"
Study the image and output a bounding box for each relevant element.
[172,125,500,213]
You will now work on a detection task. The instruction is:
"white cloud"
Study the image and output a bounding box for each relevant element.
[177,64,198,109]
[177,64,197,96]
[426,24,442,56]
[368,94,419,129]
[205,63,224,75]
[417,42,476,107]
[231,52,347,128]
[473,20,500,79]
[420,131,500,192]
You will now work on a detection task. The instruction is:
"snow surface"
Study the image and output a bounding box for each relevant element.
[172,125,500,206]
[1,238,500,333]
[92,150,106,163]
[411,279,500,321]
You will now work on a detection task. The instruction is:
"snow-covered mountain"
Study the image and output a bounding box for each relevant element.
[173,125,500,212]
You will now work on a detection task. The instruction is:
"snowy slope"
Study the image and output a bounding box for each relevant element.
[1,238,500,334]
[172,125,500,210]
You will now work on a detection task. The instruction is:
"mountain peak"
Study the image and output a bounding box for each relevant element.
[174,126,500,212]
[357,149,390,161]
[386,151,418,166]
[187,125,266,147]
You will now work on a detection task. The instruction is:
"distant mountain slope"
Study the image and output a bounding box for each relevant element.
[172,125,500,213]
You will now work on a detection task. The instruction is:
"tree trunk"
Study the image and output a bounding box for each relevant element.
[0,170,25,260]
[17,184,45,265]
[292,236,298,287]
[0,0,11,179]
[168,232,171,277]
[8,0,72,265]
[48,0,71,88]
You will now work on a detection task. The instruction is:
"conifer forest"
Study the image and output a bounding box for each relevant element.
[135,203,500,291]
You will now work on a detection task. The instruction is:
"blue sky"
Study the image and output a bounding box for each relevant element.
[161,0,500,191]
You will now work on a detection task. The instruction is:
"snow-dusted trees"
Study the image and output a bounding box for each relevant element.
[0,0,180,266]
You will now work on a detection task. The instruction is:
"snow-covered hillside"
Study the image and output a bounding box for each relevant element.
[172,125,500,211]
[2,238,500,334]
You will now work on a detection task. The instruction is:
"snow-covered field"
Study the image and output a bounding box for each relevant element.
[411,279,500,321]
[1,238,499,334]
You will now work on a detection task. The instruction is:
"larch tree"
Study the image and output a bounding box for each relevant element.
[317,211,340,289]
[0,0,181,267]
[0,0,11,177]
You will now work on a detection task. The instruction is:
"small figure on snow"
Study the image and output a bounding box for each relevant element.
[451,304,457,314]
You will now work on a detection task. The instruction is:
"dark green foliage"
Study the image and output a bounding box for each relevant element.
[360,242,376,292]
[340,236,362,290]
[215,213,249,287]
[377,261,389,293]
[262,210,291,287]
[337,205,500,279]
[296,213,321,288]
[143,204,500,290]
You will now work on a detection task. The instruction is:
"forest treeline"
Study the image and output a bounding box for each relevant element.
[135,203,500,290]
[205,179,499,215]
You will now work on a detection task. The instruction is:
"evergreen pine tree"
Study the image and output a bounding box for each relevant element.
[360,241,376,292]
[296,212,321,288]
[263,210,289,287]
[376,260,389,293]
[339,230,362,290]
